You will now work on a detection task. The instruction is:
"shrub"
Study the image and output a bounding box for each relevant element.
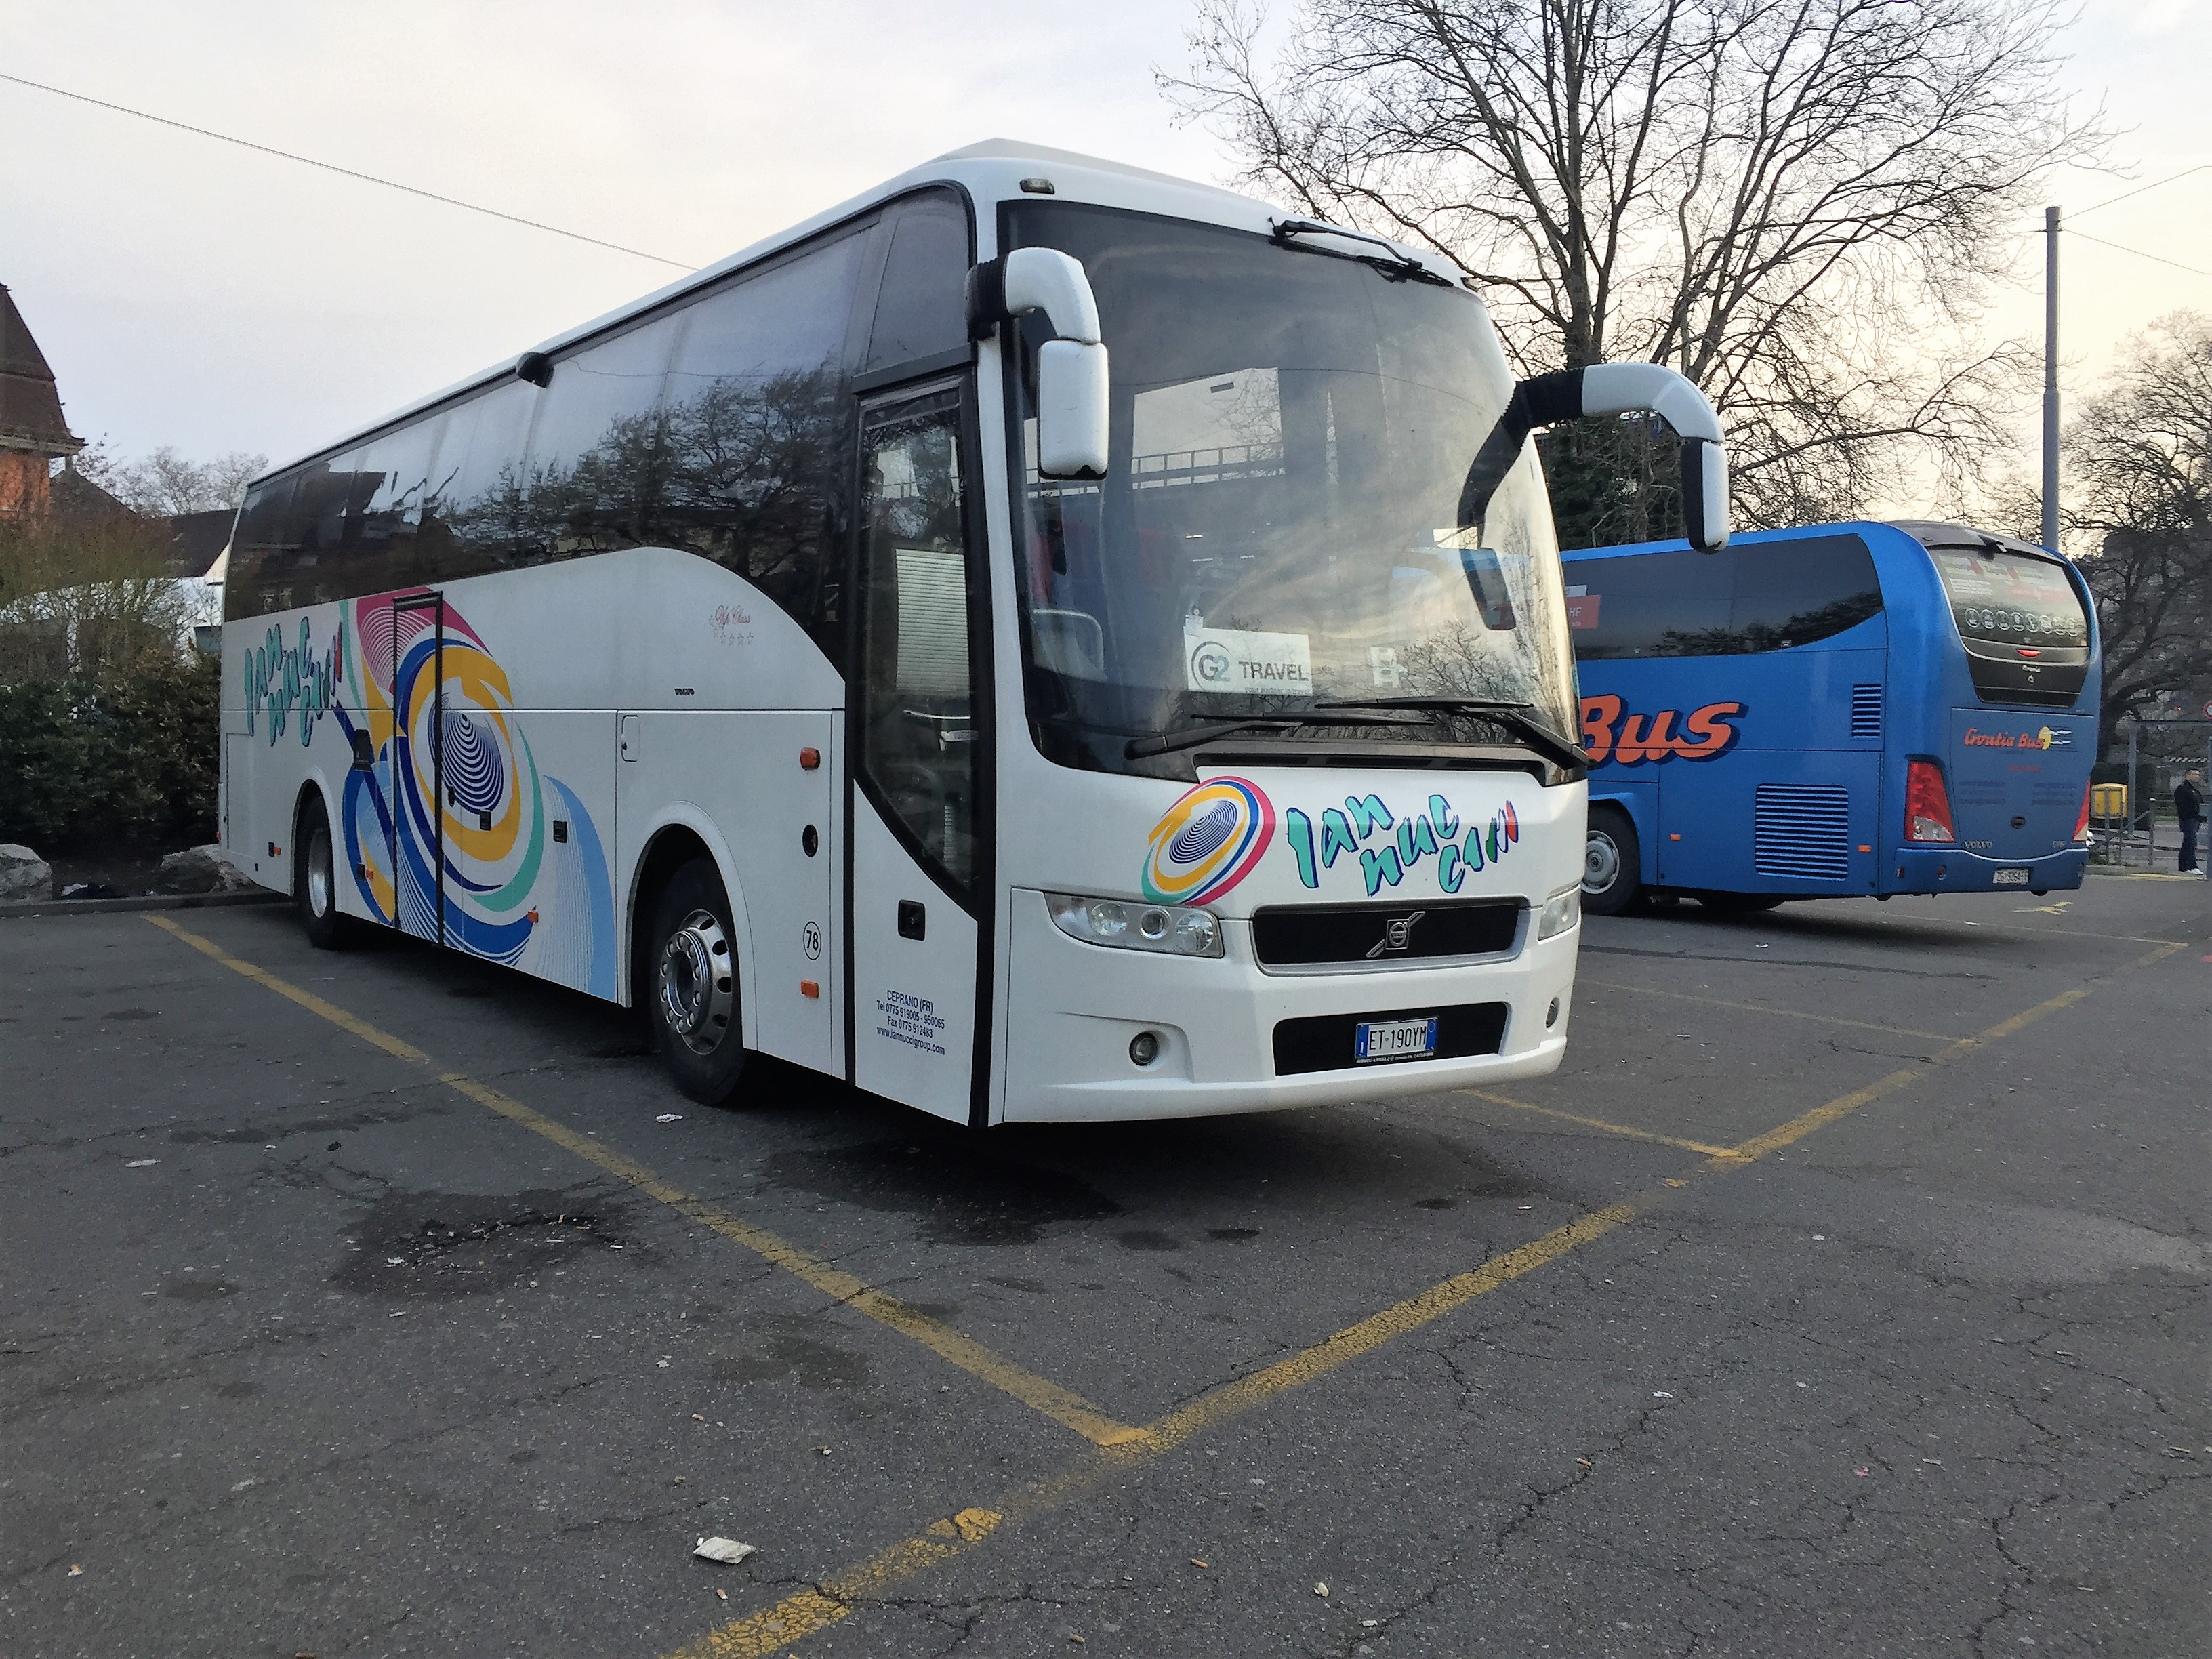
[0,645,220,849]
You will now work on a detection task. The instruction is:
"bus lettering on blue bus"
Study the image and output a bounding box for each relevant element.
[1579,695,1746,766]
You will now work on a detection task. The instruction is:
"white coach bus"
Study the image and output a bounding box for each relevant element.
[220,141,1731,1127]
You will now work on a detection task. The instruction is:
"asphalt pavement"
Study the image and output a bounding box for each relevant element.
[1,872,2205,1658]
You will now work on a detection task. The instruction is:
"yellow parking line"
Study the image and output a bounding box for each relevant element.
[668,938,2183,1658]
[1715,940,2182,1168]
[141,914,1147,1451]
[1576,977,1955,1044]
[1460,1088,1745,1160]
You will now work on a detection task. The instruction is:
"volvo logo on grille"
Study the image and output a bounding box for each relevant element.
[1366,910,1427,958]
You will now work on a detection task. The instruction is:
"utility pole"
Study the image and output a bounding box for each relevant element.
[2042,205,2060,550]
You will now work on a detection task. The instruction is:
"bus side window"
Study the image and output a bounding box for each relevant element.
[226,473,298,622]
[856,389,978,889]
[1726,535,1881,651]
[417,380,536,583]
[864,190,972,375]
[512,311,685,562]
[660,227,870,667]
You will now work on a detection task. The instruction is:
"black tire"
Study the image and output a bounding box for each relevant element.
[1582,805,1644,916]
[1693,891,1784,913]
[646,858,749,1105]
[295,795,353,950]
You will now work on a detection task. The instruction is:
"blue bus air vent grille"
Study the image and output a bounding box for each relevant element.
[1850,684,1881,740]
[1753,785,1853,880]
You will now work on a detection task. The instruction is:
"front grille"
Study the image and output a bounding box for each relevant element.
[1250,898,1522,968]
[1850,684,1882,740]
[1753,784,1851,880]
[1273,1001,1509,1076]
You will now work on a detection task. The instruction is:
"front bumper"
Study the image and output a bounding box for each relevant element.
[998,887,1577,1123]
[1886,845,2087,894]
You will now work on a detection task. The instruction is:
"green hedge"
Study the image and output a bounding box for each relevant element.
[0,649,220,848]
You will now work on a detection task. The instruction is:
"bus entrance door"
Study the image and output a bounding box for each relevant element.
[847,388,986,1126]
[390,592,445,943]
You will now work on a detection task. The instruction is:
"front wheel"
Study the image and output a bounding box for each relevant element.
[647,859,750,1105]
[1582,806,1644,917]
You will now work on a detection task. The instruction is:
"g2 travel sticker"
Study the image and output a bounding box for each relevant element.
[1183,620,1313,693]
[1142,777,1276,905]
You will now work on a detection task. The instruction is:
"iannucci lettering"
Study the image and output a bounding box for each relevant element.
[1580,695,1746,766]
[243,615,348,747]
[1284,792,1521,897]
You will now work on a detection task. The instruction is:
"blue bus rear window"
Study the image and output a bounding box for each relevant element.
[1927,546,2087,649]
[1567,535,1881,659]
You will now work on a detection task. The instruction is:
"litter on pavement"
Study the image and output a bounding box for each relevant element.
[694,1537,756,1565]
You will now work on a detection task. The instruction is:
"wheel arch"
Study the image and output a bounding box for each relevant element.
[1587,788,1658,886]
[623,808,753,1037]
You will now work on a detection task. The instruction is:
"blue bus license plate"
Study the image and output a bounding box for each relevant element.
[1355,1017,1438,1064]
[1992,867,2030,886]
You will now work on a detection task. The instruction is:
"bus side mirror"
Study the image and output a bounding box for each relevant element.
[969,248,1110,480]
[1034,340,1108,479]
[1570,364,1732,552]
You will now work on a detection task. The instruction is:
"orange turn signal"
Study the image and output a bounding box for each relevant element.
[799,747,821,770]
[800,979,820,998]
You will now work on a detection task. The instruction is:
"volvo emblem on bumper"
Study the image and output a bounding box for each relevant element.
[1367,910,1427,958]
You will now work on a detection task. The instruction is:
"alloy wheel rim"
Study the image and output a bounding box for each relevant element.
[1583,830,1621,894]
[657,909,733,1057]
[308,829,333,918]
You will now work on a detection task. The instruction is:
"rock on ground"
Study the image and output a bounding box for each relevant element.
[154,844,255,896]
[0,844,53,903]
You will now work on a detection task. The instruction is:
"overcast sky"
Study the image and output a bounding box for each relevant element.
[3,0,2207,505]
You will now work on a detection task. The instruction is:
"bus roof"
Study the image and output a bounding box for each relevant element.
[1561,520,2073,566]
[247,140,1465,489]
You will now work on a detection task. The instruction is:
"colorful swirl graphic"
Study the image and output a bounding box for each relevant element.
[333,592,615,996]
[1141,776,1275,905]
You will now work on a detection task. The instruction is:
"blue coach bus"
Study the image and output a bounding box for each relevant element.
[1565,521,2099,914]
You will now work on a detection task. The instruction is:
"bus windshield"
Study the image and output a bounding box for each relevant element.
[1927,544,2089,649]
[1004,203,1574,775]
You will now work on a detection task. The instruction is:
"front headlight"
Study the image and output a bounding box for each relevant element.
[1537,882,1581,940]
[1046,893,1225,958]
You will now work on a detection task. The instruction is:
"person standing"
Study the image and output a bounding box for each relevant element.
[2177,769,2205,877]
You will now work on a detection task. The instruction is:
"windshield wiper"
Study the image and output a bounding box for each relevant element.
[1313,697,1589,773]
[1125,709,1429,761]
[1270,220,1452,287]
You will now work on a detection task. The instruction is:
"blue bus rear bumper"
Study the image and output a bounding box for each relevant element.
[1886,846,2086,894]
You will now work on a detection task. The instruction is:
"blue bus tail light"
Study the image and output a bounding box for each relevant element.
[1905,759,1957,843]
[2072,783,2093,843]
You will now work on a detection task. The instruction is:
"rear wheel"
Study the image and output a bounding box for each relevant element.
[1582,806,1644,917]
[647,858,749,1105]
[295,796,352,950]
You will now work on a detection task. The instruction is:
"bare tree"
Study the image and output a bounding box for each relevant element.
[75,444,268,516]
[1165,0,2100,542]
[2063,313,2212,759]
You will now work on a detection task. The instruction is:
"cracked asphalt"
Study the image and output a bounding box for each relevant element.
[1,876,2204,1658]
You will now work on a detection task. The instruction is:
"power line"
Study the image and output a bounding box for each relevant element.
[2063,227,2212,279]
[0,70,695,270]
[2070,164,2212,222]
